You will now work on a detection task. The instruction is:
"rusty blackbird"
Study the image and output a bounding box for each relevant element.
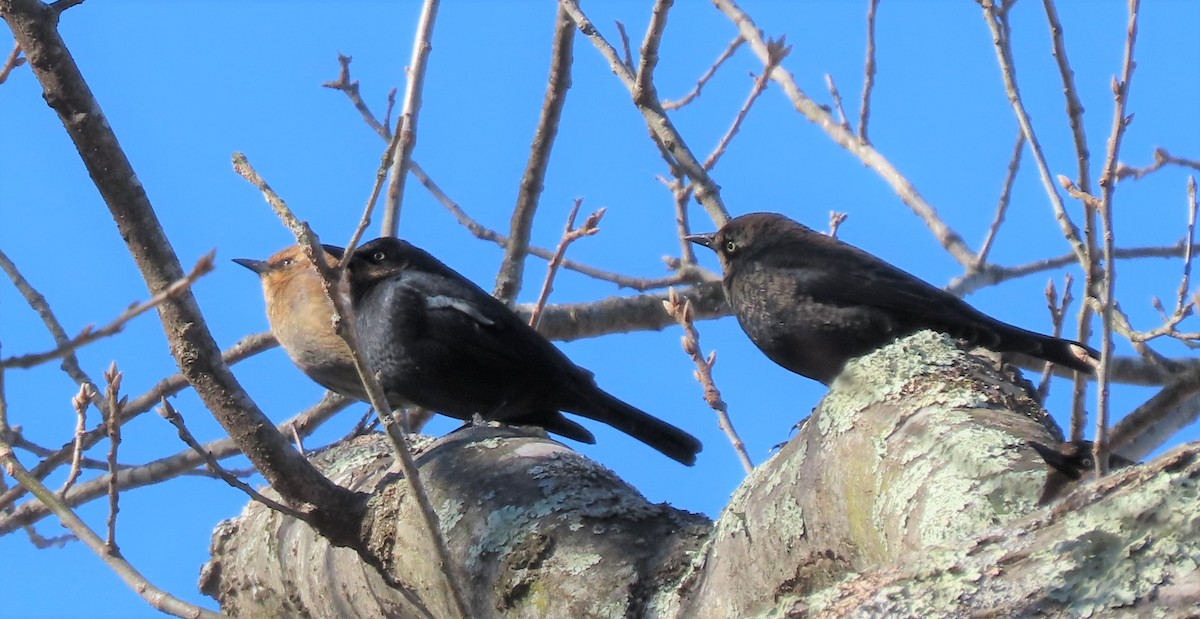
[687,212,1098,385]
[234,245,369,400]
[1029,440,1135,504]
[345,237,703,465]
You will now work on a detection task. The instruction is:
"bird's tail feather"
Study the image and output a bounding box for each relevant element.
[572,390,702,466]
[507,411,596,445]
[1007,328,1098,374]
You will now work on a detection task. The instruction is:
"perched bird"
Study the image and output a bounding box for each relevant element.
[686,212,1098,385]
[345,237,703,465]
[1028,440,1136,505]
[234,245,367,400]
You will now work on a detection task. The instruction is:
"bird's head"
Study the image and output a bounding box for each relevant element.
[1029,440,1137,482]
[685,212,800,273]
[233,244,346,333]
[234,244,345,293]
[345,237,423,297]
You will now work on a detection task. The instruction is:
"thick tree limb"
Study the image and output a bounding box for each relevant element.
[202,332,1199,616]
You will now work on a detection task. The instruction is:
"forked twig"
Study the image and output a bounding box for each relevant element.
[2,253,216,369]
[159,399,308,521]
[664,288,753,473]
[663,36,744,110]
[529,201,605,330]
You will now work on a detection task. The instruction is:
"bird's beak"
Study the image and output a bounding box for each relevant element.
[232,258,268,275]
[684,232,716,250]
[1028,441,1073,477]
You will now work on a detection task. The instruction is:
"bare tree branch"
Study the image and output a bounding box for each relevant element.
[381,0,439,237]
[494,4,575,304]
[712,0,978,267]
[1,0,358,528]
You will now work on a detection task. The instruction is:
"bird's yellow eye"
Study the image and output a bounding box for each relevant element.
[725,240,737,254]
[1080,457,1094,468]
[372,251,386,262]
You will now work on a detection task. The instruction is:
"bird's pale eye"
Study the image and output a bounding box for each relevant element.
[1080,457,1094,468]
[372,251,386,262]
[280,258,294,268]
[725,239,738,254]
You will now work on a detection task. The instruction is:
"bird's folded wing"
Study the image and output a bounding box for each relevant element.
[399,271,586,381]
[769,235,1001,339]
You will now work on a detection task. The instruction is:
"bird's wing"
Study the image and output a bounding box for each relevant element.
[395,270,587,382]
[763,233,1001,341]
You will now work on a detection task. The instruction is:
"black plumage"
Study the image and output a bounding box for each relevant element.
[1029,440,1136,505]
[687,212,1098,385]
[345,237,703,466]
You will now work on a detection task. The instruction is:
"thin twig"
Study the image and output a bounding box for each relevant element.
[529,201,605,330]
[828,211,849,239]
[949,241,1200,297]
[700,39,789,172]
[321,58,706,291]
[321,54,390,141]
[663,35,743,110]
[1108,362,1200,460]
[415,162,716,290]
[712,0,976,265]
[102,363,124,555]
[158,399,309,521]
[494,4,575,304]
[381,0,440,237]
[824,73,850,132]
[0,41,24,85]
[1116,147,1200,181]
[980,1,1088,266]
[1092,0,1141,476]
[1038,274,1074,400]
[345,118,407,263]
[857,0,880,143]
[561,0,731,226]
[1145,178,1200,342]
[0,248,111,416]
[614,21,634,71]
[664,288,752,472]
[1176,178,1199,319]
[667,175,699,266]
[0,443,227,618]
[0,332,277,515]
[1042,0,1092,194]
[1049,0,1099,443]
[634,0,672,105]
[1,394,349,536]
[58,384,92,498]
[9,430,252,479]
[975,131,1024,268]
[2,252,216,369]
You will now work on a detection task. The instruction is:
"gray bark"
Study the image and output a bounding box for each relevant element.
[203,332,1200,617]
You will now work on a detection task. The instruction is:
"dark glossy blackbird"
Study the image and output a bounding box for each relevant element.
[1029,440,1136,505]
[234,245,367,400]
[345,237,703,465]
[687,212,1098,385]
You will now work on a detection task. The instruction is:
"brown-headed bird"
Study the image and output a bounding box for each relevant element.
[234,245,367,400]
[686,212,1098,385]
[345,237,703,465]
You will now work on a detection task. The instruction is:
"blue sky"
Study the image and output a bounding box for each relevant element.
[2,2,1197,616]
